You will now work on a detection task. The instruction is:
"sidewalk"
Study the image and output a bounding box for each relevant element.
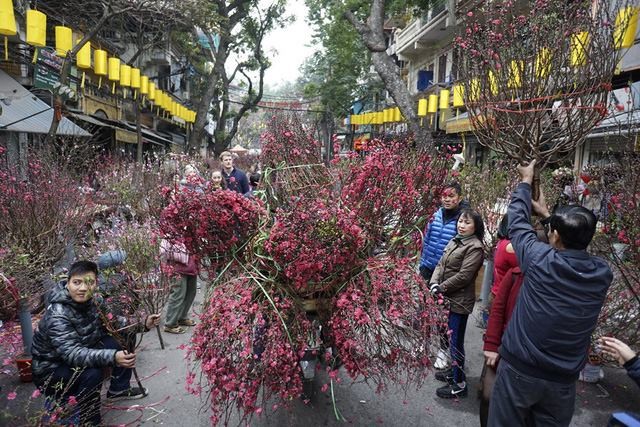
[1,289,638,426]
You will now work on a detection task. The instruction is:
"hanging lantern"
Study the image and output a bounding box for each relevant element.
[76,41,91,89]
[148,81,156,101]
[26,10,46,47]
[418,99,428,116]
[468,78,480,103]
[26,9,46,63]
[131,68,140,99]
[427,94,438,114]
[570,31,590,67]
[120,64,131,87]
[453,84,464,107]
[507,61,523,88]
[140,75,149,95]
[0,0,17,61]
[614,7,639,49]
[108,57,120,94]
[393,107,401,122]
[535,48,552,78]
[131,68,140,88]
[94,49,107,88]
[55,26,72,57]
[439,89,450,110]
[488,70,498,95]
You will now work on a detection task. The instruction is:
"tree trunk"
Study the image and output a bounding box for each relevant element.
[344,0,430,146]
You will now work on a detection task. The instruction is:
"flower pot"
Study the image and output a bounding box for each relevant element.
[15,354,32,383]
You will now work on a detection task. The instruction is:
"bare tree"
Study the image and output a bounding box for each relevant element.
[343,0,430,144]
[456,0,634,195]
[186,0,289,155]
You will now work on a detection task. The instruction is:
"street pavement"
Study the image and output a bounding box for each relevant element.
[1,285,638,426]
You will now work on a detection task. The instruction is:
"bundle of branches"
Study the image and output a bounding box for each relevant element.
[96,155,185,220]
[264,195,367,298]
[457,160,519,254]
[0,148,92,313]
[159,185,265,274]
[456,0,631,193]
[330,256,446,394]
[187,276,309,426]
[94,219,171,348]
[259,114,334,209]
[588,154,640,349]
[340,138,449,256]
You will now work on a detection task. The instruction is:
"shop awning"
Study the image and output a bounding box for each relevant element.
[0,70,91,137]
[115,128,138,144]
[121,121,174,146]
[445,112,474,134]
[70,113,117,129]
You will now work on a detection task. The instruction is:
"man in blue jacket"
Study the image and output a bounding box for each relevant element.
[420,182,465,281]
[220,151,250,194]
[488,161,612,427]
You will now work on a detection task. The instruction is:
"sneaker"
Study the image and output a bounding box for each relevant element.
[435,368,453,383]
[436,383,468,399]
[164,325,186,334]
[107,386,148,401]
[434,349,450,370]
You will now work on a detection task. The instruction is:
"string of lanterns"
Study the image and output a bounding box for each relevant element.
[348,6,639,128]
[0,1,197,127]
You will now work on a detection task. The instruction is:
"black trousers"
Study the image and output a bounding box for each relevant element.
[488,359,576,427]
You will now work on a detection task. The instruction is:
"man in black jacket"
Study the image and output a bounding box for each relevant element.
[488,161,613,427]
[32,261,160,425]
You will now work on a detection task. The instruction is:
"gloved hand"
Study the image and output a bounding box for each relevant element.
[429,283,443,296]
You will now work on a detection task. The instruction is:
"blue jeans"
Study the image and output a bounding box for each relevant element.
[41,335,132,426]
[448,312,469,384]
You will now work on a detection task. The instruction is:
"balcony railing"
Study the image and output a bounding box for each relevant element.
[395,0,449,53]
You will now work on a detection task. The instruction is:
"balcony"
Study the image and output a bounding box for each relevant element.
[394,0,456,59]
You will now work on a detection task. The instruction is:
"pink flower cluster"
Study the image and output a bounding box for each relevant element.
[265,196,366,297]
[330,256,445,393]
[160,186,264,271]
[187,277,307,425]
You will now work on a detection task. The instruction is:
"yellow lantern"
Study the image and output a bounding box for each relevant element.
[453,84,464,108]
[131,68,140,99]
[614,7,639,49]
[55,26,72,57]
[140,75,149,95]
[468,78,480,103]
[428,94,438,114]
[377,111,384,124]
[507,61,523,88]
[439,89,450,110]
[0,0,17,60]
[94,49,107,75]
[148,81,156,100]
[172,102,178,117]
[0,0,18,61]
[76,41,91,88]
[488,70,498,95]
[108,58,120,81]
[131,68,140,88]
[120,64,131,87]
[535,48,552,78]
[26,9,46,63]
[418,99,428,116]
[393,107,401,122]
[570,31,590,67]
[108,57,120,94]
[26,9,46,47]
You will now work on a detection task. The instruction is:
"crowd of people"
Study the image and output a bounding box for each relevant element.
[24,158,638,425]
[420,161,639,426]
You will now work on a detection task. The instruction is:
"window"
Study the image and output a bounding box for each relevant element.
[438,54,447,83]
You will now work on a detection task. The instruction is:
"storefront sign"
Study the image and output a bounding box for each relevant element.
[33,47,62,91]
